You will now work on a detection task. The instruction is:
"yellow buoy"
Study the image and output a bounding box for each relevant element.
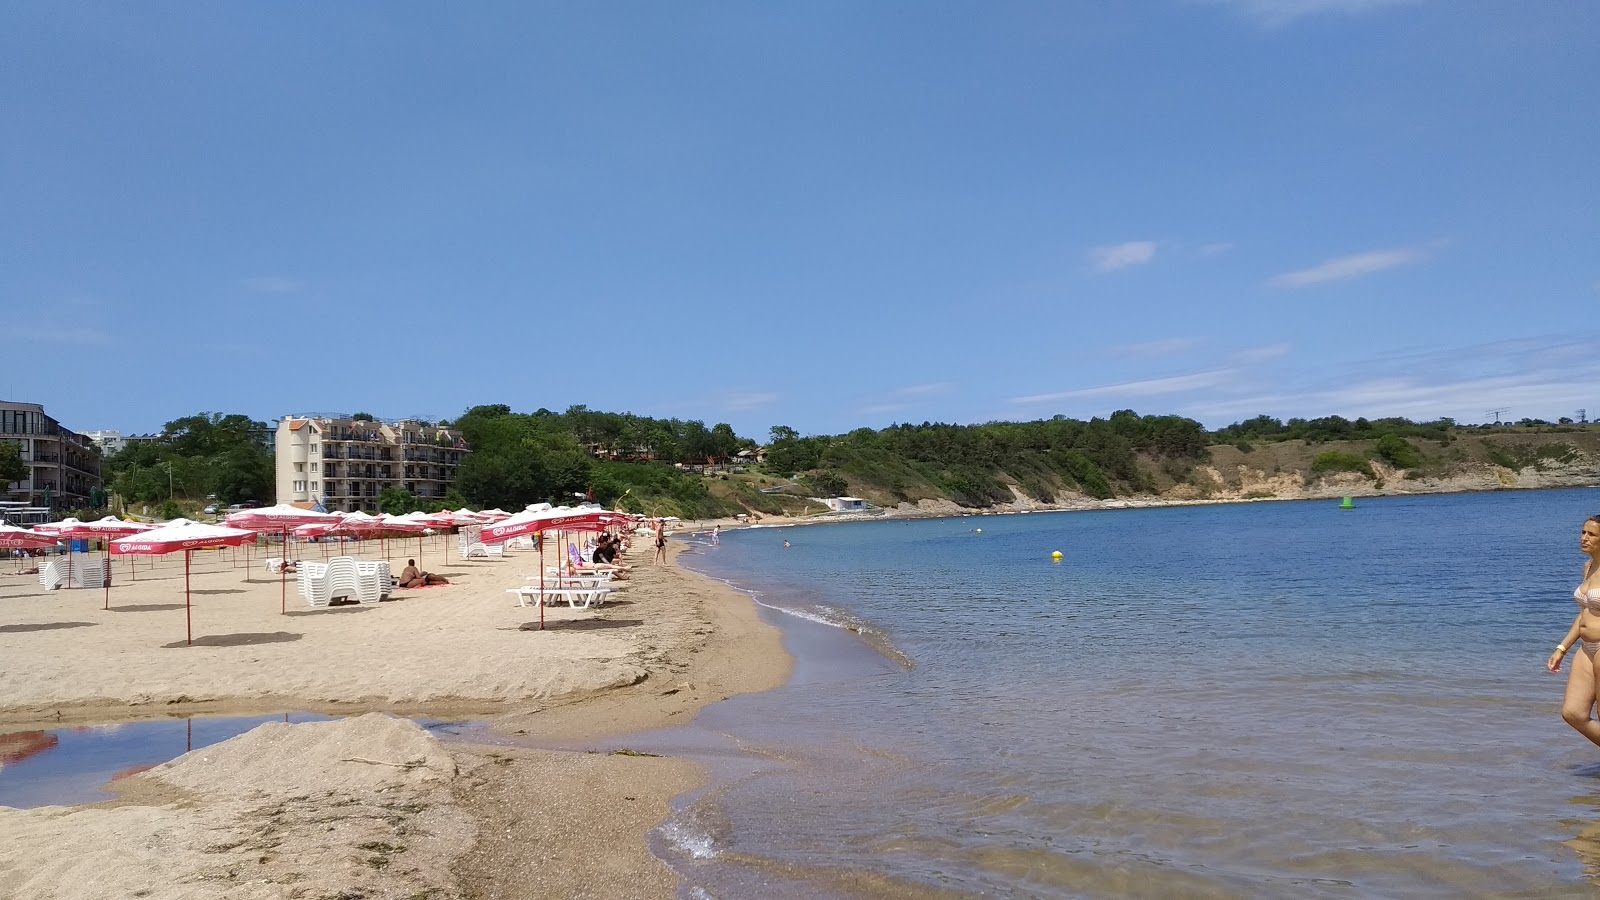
[1051,550,1063,560]
[975,528,982,534]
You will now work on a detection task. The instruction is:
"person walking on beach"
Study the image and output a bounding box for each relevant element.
[653,519,668,566]
[1549,515,1600,747]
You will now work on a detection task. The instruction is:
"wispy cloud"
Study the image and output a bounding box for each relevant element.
[242,276,303,294]
[1113,337,1204,359]
[1180,335,1598,425]
[10,326,112,346]
[856,382,954,417]
[715,391,778,412]
[1267,241,1441,289]
[1194,0,1424,29]
[891,382,952,397]
[1195,242,1235,258]
[1230,342,1291,364]
[1009,369,1237,406]
[1088,241,1158,273]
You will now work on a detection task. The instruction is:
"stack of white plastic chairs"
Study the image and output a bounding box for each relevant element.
[352,560,392,602]
[296,561,334,607]
[38,556,109,590]
[297,557,389,607]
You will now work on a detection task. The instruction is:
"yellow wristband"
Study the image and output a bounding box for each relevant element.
[1558,644,1570,653]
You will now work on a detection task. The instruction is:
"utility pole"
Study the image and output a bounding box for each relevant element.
[163,460,174,499]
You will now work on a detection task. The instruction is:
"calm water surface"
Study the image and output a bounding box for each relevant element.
[630,490,1600,898]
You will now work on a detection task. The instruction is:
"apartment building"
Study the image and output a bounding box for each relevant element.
[275,415,469,513]
[0,401,104,510]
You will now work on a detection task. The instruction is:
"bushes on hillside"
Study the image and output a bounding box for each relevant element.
[1310,451,1374,479]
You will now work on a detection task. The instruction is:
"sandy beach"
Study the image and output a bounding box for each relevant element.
[0,535,790,899]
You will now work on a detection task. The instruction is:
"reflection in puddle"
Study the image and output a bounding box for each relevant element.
[0,714,474,809]
[0,714,337,808]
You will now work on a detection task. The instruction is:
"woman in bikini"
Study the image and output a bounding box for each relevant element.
[1549,515,1600,746]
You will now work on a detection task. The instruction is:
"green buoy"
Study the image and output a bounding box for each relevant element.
[1339,496,1355,510]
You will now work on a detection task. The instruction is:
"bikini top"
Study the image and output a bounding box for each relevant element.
[1576,585,1600,615]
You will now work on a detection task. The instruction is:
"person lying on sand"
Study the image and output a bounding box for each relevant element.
[398,559,449,588]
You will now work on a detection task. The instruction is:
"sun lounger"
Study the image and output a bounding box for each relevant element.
[460,541,505,559]
[507,585,613,609]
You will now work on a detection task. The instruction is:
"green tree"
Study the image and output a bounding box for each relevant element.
[0,442,26,486]
[379,487,419,515]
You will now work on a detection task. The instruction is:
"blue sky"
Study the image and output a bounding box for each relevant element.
[4,0,1595,441]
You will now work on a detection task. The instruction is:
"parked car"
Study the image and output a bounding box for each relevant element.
[203,505,219,515]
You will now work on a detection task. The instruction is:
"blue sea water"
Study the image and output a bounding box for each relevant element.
[637,489,1600,898]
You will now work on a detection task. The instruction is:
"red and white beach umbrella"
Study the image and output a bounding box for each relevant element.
[43,516,152,608]
[0,523,58,551]
[110,519,258,645]
[225,505,340,613]
[479,505,630,546]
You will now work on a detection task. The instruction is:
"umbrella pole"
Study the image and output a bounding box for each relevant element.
[185,550,193,646]
[281,530,287,615]
[104,549,110,610]
[539,536,545,630]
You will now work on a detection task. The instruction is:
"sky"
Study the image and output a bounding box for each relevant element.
[3,0,1596,442]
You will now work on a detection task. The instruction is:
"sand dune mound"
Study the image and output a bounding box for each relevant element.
[148,712,456,798]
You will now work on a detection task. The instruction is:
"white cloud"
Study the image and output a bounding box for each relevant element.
[1267,242,1440,288]
[1230,342,1291,364]
[1195,242,1235,258]
[1114,337,1204,359]
[1088,241,1158,273]
[1009,369,1236,406]
[1195,0,1424,28]
[242,277,303,294]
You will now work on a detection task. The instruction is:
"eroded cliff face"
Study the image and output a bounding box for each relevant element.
[864,433,1600,515]
[1165,458,1600,502]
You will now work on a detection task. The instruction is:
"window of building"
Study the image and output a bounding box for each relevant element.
[293,480,307,492]
[294,462,304,472]
[310,443,319,455]
[310,481,318,491]
[310,462,318,472]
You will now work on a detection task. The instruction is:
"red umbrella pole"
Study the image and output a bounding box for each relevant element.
[538,534,546,631]
[281,528,288,615]
[184,550,193,646]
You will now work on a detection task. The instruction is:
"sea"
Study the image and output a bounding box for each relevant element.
[624,488,1600,898]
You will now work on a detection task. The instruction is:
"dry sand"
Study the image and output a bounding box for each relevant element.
[0,536,790,899]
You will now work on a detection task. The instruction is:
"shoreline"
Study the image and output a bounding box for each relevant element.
[0,538,793,898]
[675,472,1600,536]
